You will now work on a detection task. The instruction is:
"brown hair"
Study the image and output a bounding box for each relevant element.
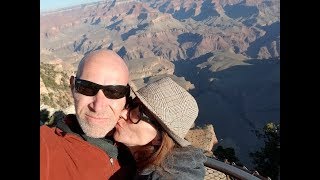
[134,131,176,171]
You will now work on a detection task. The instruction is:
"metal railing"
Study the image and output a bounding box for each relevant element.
[204,157,270,180]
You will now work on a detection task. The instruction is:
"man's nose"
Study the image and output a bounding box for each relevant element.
[90,90,109,112]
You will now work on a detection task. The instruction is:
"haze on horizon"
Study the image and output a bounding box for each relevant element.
[40,0,102,12]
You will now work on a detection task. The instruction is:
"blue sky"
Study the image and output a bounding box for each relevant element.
[40,0,102,12]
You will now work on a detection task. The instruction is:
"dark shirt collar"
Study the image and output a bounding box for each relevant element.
[56,114,118,159]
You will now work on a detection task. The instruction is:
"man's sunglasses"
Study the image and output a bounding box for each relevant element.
[74,77,130,99]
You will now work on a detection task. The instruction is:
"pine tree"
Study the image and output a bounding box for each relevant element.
[214,145,241,165]
[250,122,280,180]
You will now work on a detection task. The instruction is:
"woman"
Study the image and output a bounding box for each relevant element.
[114,77,207,180]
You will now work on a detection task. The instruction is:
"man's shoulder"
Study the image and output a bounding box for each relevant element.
[40,125,63,151]
[40,124,68,141]
[40,124,55,135]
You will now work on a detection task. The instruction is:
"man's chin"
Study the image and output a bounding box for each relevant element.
[79,122,112,138]
[83,128,109,138]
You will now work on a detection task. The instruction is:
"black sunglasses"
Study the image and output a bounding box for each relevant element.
[74,77,129,99]
[128,101,156,124]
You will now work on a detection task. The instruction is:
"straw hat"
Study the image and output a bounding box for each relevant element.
[130,77,199,147]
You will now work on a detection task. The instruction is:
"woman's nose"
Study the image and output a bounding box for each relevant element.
[119,109,129,121]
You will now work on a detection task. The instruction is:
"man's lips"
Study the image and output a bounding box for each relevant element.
[85,114,107,122]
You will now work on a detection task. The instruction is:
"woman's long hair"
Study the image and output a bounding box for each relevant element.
[134,131,176,171]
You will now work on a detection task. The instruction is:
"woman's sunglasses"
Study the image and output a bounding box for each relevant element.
[74,76,130,99]
[127,101,156,125]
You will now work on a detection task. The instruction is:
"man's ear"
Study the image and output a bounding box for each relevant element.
[70,76,75,90]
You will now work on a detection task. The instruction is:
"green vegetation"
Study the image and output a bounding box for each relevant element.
[213,145,241,165]
[40,109,66,127]
[250,122,280,180]
[40,62,70,90]
[40,62,73,109]
[42,96,50,105]
[40,109,50,124]
[211,122,279,179]
[41,93,58,108]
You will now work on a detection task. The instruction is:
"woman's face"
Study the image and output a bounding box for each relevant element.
[113,98,158,147]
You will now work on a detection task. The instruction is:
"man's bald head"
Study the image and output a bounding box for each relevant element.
[76,50,129,84]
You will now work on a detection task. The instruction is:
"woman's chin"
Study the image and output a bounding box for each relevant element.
[113,130,121,141]
[113,130,128,144]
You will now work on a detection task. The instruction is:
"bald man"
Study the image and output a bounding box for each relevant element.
[40,50,135,180]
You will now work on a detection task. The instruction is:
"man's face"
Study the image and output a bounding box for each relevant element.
[73,82,126,138]
[71,53,128,138]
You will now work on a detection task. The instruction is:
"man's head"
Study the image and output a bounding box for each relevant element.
[70,50,129,138]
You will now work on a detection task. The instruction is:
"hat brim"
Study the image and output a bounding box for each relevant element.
[132,90,191,147]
